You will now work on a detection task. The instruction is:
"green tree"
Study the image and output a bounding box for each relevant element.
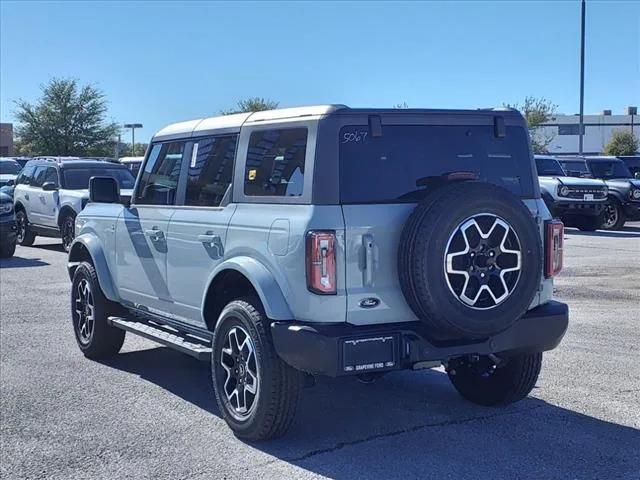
[394,102,409,109]
[603,130,639,156]
[505,96,557,154]
[220,97,279,115]
[13,78,119,156]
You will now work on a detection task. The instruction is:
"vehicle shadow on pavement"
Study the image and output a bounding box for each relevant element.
[26,243,66,252]
[0,256,50,268]
[101,346,640,480]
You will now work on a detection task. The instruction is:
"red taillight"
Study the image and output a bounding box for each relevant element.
[545,219,564,277]
[306,231,337,295]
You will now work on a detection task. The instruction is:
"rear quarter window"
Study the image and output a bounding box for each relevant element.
[244,128,307,197]
[339,124,534,203]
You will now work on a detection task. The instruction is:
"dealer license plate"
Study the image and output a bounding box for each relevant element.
[342,335,398,373]
[584,194,594,201]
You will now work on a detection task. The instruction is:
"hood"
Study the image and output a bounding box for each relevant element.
[0,174,17,183]
[539,175,606,188]
[604,178,640,189]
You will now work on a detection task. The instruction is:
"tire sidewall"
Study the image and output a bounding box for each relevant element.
[407,184,542,337]
[71,263,108,352]
[211,301,274,437]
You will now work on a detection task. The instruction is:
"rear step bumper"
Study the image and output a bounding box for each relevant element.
[271,301,569,377]
[108,317,212,361]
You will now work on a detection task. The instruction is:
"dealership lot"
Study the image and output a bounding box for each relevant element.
[1,225,639,480]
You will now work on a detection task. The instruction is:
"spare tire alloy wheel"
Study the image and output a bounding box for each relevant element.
[398,182,542,339]
[74,278,95,346]
[445,214,522,310]
[220,326,259,420]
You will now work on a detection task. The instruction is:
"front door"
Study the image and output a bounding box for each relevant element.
[165,135,238,327]
[115,141,187,313]
[37,166,61,227]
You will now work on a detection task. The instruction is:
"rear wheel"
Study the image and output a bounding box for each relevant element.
[602,198,626,230]
[71,262,125,359]
[16,209,36,246]
[448,353,542,406]
[211,297,302,441]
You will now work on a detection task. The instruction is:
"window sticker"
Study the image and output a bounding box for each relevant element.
[248,169,257,181]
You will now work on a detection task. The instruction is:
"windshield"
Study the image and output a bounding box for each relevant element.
[587,160,632,180]
[535,157,565,176]
[0,161,21,175]
[63,167,136,190]
[339,124,534,203]
[559,160,591,177]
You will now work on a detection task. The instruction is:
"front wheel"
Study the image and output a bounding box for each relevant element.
[61,212,76,252]
[447,353,542,406]
[71,262,126,359]
[0,239,16,258]
[16,210,36,246]
[602,199,626,230]
[211,298,302,441]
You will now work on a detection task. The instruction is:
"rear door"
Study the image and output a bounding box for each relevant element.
[338,120,536,325]
[165,135,238,327]
[115,141,187,313]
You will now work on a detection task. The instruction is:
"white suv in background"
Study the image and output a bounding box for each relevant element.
[13,158,136,251]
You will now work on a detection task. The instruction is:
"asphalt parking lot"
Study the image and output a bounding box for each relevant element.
[1,224,639,480]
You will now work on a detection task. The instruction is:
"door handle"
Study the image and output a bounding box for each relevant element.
[198,234,220,245]
[39,195,46,200]
[144,228,164,241]
[363,234,375,287]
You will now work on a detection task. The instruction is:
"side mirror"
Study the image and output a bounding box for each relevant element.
[6,179,15,186]
[89,176,120,203]
[42,182,58,191]
[635,172,640,180]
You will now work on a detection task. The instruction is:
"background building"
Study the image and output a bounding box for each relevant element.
[0,123,14,156]
[539,108,638,155]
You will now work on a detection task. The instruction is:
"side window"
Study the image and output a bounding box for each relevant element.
[31,166,48,188]
[43,167,59,186]
[244,128,307,197]
[185,136,237,207]
[135,142,186,205]
[17,165,36,185]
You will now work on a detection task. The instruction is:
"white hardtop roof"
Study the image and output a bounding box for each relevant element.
[153,105,346,141]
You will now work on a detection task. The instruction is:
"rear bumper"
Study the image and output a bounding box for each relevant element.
[553,200,605,217]
[271,301,569,377]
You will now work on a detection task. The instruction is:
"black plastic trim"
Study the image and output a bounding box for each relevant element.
[271,301,569,377]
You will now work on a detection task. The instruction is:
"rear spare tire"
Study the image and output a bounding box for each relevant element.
[398,182,542,339]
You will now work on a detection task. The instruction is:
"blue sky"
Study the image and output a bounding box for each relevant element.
[1,1,638,143]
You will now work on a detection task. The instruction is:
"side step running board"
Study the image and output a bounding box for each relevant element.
[108,317,212,361]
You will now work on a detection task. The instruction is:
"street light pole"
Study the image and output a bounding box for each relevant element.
[578,0,586,155]
[123,123,143,156]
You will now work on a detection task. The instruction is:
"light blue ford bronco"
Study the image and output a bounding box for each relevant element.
[67,105,569,440]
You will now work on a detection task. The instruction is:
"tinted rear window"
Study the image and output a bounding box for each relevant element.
[339,125,534,203]
[63,167,136,190]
